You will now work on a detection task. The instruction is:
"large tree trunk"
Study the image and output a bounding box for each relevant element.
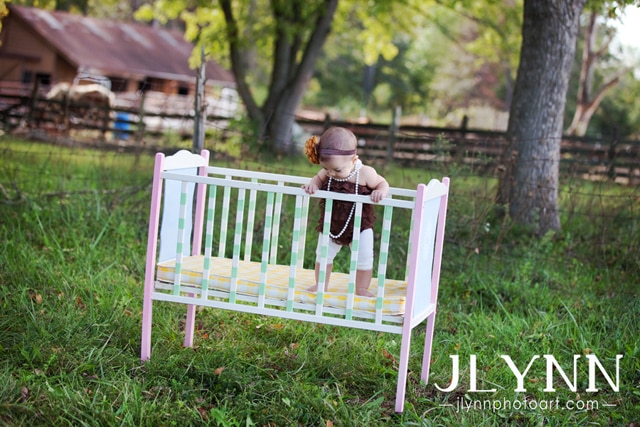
[497,0,586,234]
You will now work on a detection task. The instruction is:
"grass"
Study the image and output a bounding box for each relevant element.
[0,136,638,426]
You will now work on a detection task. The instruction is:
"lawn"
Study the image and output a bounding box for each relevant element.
[0,137,638,426]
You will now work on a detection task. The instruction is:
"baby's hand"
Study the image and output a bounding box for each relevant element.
[302,183,319,194]
[370,189,387,203]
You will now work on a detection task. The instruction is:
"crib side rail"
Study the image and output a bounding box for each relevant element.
[162,171,416,209]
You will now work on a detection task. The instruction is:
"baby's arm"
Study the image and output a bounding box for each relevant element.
[302,170,326,194]
[361,165,389,202]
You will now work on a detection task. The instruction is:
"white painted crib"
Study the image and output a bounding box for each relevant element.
[140,149,450,413]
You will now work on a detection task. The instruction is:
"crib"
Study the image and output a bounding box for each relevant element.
[140,149,450,413]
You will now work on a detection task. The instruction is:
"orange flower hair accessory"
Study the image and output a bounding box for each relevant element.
[304,135,320,164]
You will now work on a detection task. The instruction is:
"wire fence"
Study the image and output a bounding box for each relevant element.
[1,129,638,279]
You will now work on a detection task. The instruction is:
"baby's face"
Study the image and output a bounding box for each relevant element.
[320,155,357,180]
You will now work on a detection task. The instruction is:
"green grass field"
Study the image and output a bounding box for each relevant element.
[0,137,638,426]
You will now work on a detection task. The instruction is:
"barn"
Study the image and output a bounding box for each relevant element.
[0,4,237,114]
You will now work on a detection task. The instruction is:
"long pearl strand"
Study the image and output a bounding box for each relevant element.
[326,160,361,239]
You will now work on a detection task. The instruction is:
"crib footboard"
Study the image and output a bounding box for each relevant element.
[140,149,450,413]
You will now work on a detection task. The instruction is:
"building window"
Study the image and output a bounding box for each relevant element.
[138,79,151,92]
[178,85,189,96]
[108,77,128,92]
[22,71,33,84]
[35,73,51,86]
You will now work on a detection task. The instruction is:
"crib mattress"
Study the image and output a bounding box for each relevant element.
[156,256,407,315]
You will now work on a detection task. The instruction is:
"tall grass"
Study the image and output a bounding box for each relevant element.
[1,137,638,426]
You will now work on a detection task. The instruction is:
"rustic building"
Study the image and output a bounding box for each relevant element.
[0,4,235,98]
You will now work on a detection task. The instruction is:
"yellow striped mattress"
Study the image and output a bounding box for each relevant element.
[156,256,407,315]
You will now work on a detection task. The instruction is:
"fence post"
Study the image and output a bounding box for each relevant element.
[193,46,206,152]
[136,91,147,145]
[323,113,332,132]
[607,127,619,180]
[26,79,40,128]
[387,106,401,163]
[453,115,469,163]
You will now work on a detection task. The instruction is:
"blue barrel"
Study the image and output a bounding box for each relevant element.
[114,112,130,140]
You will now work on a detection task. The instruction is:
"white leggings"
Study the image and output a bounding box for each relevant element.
[315,228,374,270]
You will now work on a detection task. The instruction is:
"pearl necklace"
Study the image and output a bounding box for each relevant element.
[326,160,361,240]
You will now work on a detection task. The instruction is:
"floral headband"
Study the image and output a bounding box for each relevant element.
[304,135,357,164]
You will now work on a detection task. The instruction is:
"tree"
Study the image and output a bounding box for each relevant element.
[136,0,424,153]
[451,0,523,111]
[306,31,437,120]
[222,0,338,153]
[497,0,587,234]
[496,0,639,234]
[566,10,631,136]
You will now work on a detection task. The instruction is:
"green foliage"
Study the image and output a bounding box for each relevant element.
[1,138,638,425]
[585,71,640,138]
[0,1,7,36]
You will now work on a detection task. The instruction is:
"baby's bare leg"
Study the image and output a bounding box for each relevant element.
[307,262,333,292]
[356,269,375,297]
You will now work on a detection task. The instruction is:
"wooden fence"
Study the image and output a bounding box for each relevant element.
[0,86,233,145]
[1,87,638,185]
[297,117,640,186]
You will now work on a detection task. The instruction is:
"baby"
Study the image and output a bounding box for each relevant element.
[302,126,389,297]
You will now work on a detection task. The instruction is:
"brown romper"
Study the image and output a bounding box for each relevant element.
[315,179,376,246]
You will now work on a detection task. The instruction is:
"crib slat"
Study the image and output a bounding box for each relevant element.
[297,195,310,268]
[375,205,394,323]
[316,199,333,315]
[229,188,246,303]
[200,185,217,299]
[345,202,363,320]
[244,180,258,261]
[258,192,275,308]
[172,181,190,295]
[286,195,304,311]
[405,208,414,282]
[270,186,284,263]
[219,182,232,257]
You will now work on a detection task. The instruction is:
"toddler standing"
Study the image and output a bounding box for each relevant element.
[302,127,389,297]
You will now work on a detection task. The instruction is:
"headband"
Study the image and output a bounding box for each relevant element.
[304,135,357,164]
[318,148,357,156]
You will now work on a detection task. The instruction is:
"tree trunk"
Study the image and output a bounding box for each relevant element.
[221,0,338,154]
[497,0,586,234]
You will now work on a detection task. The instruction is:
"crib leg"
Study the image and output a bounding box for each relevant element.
[421,311,437,383]
[184,303,196,348]
[395,328,413,413]
[141,296,153,361]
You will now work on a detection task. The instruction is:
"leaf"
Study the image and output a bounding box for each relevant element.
[20,386,29,402]
[197,406,208,421]
[214,367,225,375]
[382,348,396,363]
